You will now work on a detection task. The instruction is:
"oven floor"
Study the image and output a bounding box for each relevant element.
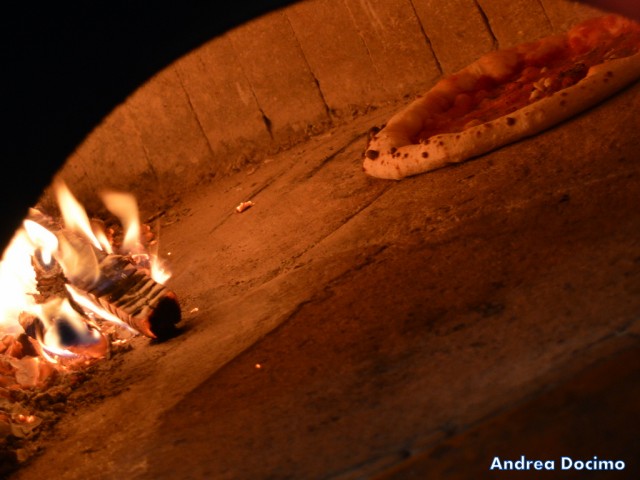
[12,82,640,479]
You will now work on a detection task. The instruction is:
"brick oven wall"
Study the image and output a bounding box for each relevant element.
[45,0,603,214]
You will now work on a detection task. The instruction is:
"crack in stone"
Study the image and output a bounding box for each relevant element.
[226,35,275,142]
[173,64,219,160]
[127,104,160,185]
[473,0,499,49]
[342,0,393,97]
[536,0,554,32]
[408,0,444,75]
[285,11,334,120]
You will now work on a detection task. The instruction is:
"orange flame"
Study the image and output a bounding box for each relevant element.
[101,190,142,254]
[54,180,104,251]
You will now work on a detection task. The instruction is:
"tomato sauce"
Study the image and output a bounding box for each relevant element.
[415,17,640,142]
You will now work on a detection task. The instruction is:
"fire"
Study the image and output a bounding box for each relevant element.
[100,190,142,254]
[0,180,177,367]
[26,297,108,364]
[0,229,39,334]
[55,180,104,251]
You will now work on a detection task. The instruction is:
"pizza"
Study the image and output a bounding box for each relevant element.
[362,14,640,180]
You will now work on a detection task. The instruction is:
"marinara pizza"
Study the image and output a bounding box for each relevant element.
[362,14,640,180]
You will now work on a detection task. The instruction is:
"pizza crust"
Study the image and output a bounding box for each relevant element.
[363,46,640,180]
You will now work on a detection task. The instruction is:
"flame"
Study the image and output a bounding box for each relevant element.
[0,229,38,333]
[0,180,173,366]
[150,253,171,285]
[31,297,107,364]
[101,190,142,254]
[50,181,171,284]
[54,179,104,251]
[92,222,113,254]
[56,232,102,288]
[65,283,137,334]
[23,219,58,266]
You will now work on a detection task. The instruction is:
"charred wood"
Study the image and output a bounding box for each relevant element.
[68,251,181,340]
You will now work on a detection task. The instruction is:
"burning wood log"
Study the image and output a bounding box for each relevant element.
[57,231,181,340]
[24,202,181,340]
[67,254,181,340]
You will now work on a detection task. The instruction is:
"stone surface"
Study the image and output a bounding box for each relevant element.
[175,36,272,169]
[342,0,442,100]
[11,80,640,480]
[377,343,640,479]
[541,0,609,31]
[227,9,331,147]
[477,0,553,47]
[411,0,496,73]
[124,66,215,194]
[49,103,158,215]
[286,0,386,117]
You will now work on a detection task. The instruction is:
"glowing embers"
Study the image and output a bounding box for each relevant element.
[0,180,181,370]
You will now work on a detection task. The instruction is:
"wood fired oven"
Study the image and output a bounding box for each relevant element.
[2,1,639,478]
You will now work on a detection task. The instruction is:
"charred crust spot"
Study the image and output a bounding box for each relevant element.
[506,117,516,126]
[476,131,482,136]
[403,153,409,158]
[455,134,461,139]
[438,140,444,146]
[560,91,568,97]
[390,147,397,154]
[365,149,379,160]
[606,71,613,77]
[421,152,429,158]
[368,126,381,139]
